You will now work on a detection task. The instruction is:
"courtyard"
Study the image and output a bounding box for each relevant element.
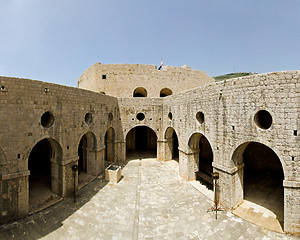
[0,154,297,240]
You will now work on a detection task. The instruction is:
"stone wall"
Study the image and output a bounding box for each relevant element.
[0,76,120,222]
[0,69,299,233]
[78,63,214,97]
[117,97,164,160]
[162,70,300,233]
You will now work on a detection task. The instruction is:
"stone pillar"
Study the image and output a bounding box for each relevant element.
[86,147,98,176]
[115,140,126,163]
[212,162,244,210]
[106,139,115,162]
[179,149,198,181]
[126,128,135,152]
[157,138,174,161]
[59,156,79,197]
[157,140,164,161]
[164,137,174,161]
[283,180,300,234]
[0,171,29,223]
[96,147,105,174]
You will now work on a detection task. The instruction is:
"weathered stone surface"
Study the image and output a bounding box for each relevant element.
[78,63,214,97]
[0,66,299,235]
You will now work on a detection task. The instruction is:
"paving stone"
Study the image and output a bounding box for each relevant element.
[0,158,297,240]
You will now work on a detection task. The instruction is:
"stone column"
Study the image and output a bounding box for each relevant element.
[212,162,244,210]
[115,140,126,164]
[106,139,115,162]
[157,140,164,161]
[59,156,79,197]
[157,138,174,161]
[86,147,97,176]
[164,137,174,161]
[283,180,300,234]
[96,147,105,173]
[179,149,198,181]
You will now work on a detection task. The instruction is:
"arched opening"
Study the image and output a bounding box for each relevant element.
[133,87,147,97]
[78,132,97,187]
[126,126,157,159]
[28,138,62,212]
[78,135,87,173]
[160,88,172,97]
[188,133,213,190]
[232,142,284,231]
[164,127,179,161]
[105,127,115,166]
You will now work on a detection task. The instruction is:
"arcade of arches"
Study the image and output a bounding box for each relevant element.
[26,131,287,232]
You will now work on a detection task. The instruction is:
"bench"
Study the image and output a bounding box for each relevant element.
[195,170,213,186]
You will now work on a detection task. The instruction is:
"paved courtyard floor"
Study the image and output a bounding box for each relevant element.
[0,156,297,240]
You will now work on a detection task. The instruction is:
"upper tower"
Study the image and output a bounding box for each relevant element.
[78,63,214,97]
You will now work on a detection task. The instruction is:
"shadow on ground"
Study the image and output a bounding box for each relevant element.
[0,174,109,240]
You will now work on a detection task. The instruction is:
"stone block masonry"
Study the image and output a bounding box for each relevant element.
[0,66,299,234]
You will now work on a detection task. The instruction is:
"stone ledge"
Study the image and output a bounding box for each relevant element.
[61,156,79,165]
[213,162,244,175]
[283,180,300,188]
[1,170,30,180]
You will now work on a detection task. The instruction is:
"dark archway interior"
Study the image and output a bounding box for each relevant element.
[126,126,157,159]
[160,88,172,97]
[28,139,54,211]
[133,88,147,97]
[78,134,96,188]
[172,131,179,161]
[78,135,87,174]
[105,128,115,165]
[29,139,51,187]
[243,142,284,224]
[133,92,145,97]
[197,136,213,190]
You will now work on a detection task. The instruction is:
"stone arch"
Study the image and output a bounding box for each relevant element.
[188,133,213,187]
[28,138,62,212]
[78,132,97,184]
[133,87,147,97]
[164,127,179,161]
[231,141,285,231]
[126,126,157,159]
[160,88,172,97]
[104,127,115,164]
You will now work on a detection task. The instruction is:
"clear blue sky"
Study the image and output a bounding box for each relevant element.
[0,0,299,87]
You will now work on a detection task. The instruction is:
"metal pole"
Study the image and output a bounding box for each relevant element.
[72,164,78,203]
[73,170,76,203]
[214,178,217,219]
[207,172,224,219]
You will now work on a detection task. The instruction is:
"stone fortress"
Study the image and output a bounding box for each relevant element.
[0,63,299,235]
